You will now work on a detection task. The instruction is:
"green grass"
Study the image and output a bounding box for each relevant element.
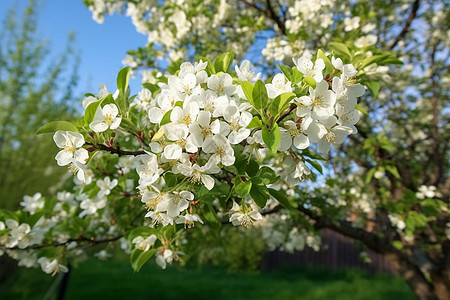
[0,259,415,300]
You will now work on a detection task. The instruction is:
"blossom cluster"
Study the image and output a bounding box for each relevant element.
[0,52,365,274]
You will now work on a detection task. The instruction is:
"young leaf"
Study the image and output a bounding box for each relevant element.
[364,81,381,97]
[198,57,215,75]
[247,116,263,128]
[257,166,279,184]
[130,248,158,272]
[328,42,352,61]
[304,76,316,89]
[261,124,280,153]
[292,67,304,85]
[35,121,79,135]
[252,80,268,110]
[305,159,323,174]
[214,51,234,73]
[355,104,368,114]
[235,180,252,198]
[317,49,333,74]
[269,92,296,119]
[117,67,131,94]
[84,99,102,125]
[278,64,294,82]
[160,110,173,126]
[241,81,254,106]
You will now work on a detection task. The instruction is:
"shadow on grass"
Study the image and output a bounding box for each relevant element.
[0,259,415,300]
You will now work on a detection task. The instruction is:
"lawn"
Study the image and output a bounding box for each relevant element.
[0,258,415,300]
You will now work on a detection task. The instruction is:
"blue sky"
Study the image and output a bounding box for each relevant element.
[1,0,147,99]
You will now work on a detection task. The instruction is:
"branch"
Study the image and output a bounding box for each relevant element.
[2,235,123,251]
[238,0,286,35]
[85,142,146,157]
[389,0,420,49]
[277,103,297,124]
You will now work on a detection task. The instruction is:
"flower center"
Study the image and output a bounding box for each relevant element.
[105,114,113,125]
[176,139,186,148]
[326,131,336,143]
[217,85,224,95]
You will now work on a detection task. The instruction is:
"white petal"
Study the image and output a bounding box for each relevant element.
[201,175,215,190]
[163,144,182,160]
[74,148,89,164]
[55,150,72,166]
[110,117,122,130]
[90,121,108,132]
[293,135,310,150]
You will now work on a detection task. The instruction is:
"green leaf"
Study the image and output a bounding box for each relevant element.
[301,148,326,161]
[359,55,387,69]
[252,80,268,110]
[392,241,403,250]
[75,116,85,128]
[364,81,381,97]
[235,180,252,198]
[203,203,221,229]
[305,159,323,175]
[269,92,296,119]
[304,76,316,89]
[250,180,270,208]
[385,164,400,179]
[268,188,291,209]
[198,57,215,75]
[355,104,368,114]
[130,248,158,272]
[234,152,248,175]
[164,172,178,187]
[292,67,304,85]
[117,67,131,94]
[365,167,376,183]
[214,51,234,73]
[317,49,333,74]
[142,83,161,96]
[261,124,280,153]
[84,99,102,125]
[278,64,294,82]
[247,116,262,128]
[257,166,279,184]
[241,81,254,106]
[246,159,260,177]
[35,121,79,135]
[160,109,172,126]
[328,42,352,60]
[127,226,158,244]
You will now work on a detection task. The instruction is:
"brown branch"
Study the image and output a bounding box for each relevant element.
[85,142,146,157]
[3,235,123,251]
[389,0,420,49]
[238,0,286,35]
[277,103,297,124]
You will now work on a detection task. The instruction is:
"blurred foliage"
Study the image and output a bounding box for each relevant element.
[0,0,79,209]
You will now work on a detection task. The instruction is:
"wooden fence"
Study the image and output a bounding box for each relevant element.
[260,228,394,274]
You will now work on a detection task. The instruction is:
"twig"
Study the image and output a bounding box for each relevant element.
[85,142,146,157]
[277,103,297,124]
[389,0,420,49]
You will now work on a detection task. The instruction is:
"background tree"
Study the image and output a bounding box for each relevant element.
[0,0,79,209]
